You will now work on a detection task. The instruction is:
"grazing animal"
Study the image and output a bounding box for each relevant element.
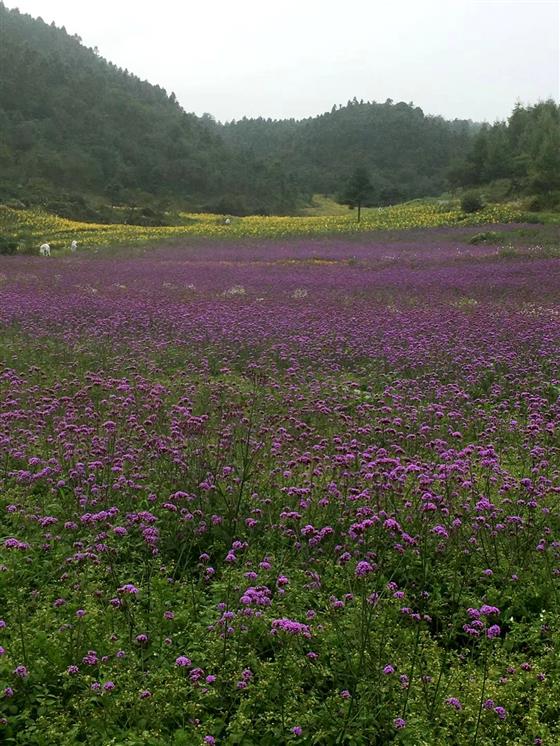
[70,240,78,252]
[39,243,51,256]
[224,218,231,225]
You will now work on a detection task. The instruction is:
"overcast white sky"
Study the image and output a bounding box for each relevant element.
[4,0,559,122]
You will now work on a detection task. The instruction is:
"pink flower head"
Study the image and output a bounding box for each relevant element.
[480,604,500,616]
[118,583,139,595]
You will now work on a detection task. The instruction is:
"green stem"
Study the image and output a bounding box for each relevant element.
[473,646,489,746]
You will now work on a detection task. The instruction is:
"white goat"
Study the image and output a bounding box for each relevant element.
[39,243,51,257]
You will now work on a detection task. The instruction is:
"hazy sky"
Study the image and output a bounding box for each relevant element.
[5,0,559,122]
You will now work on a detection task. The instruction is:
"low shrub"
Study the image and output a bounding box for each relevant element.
[468,231,500,245]
[0,237,18,254]
[461,192,484,214]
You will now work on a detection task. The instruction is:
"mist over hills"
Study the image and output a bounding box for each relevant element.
[1,3,557,220]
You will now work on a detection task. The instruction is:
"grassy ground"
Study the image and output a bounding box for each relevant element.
[297,195,456,218]
[467,223,560,256]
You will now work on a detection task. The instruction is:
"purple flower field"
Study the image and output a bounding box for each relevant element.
[0,231,559,744]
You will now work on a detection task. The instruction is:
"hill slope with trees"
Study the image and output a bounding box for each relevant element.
[447,100,560,207]
[0,3,300,217]
[219,100,478,206]
[1,3,556,219]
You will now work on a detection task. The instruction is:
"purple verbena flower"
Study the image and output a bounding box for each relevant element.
[271,618,311,637]
[446,697,462,710]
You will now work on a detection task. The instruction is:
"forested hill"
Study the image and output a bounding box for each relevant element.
[0,3,481,216]
[218,101,478,205]
[447,100,560,206]
[0,3,299,215]
[5,3,551,218]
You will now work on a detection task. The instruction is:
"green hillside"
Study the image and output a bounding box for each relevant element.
[219,100,478,205]
[0,2,300,216]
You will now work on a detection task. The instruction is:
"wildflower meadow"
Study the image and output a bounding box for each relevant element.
[0,201,524,252]
[0,228,559,744]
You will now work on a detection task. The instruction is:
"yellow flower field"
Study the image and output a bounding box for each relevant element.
[0,200,524,250]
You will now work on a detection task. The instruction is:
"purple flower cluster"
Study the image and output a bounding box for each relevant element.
[271,618,311,638]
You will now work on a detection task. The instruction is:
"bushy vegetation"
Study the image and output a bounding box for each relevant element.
[0,4,481,220]
[2,3,558,223]
[219,100,477,206]
[461,193,484,214]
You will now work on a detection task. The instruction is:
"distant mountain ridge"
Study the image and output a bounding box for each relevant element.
[0,2,513,218]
